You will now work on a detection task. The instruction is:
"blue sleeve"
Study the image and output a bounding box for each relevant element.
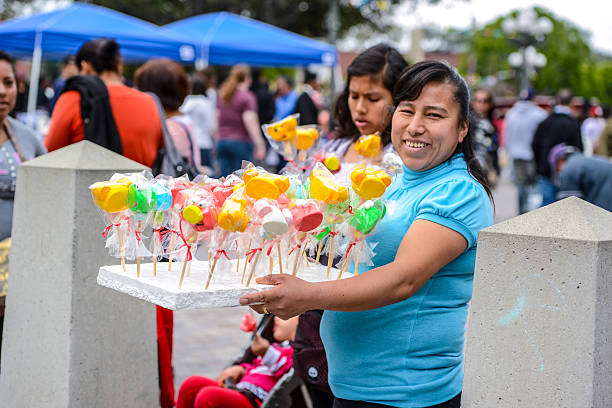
[415,179,492,249]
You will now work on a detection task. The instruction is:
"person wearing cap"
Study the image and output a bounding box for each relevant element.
[504,87,547,213]
[532,88,582,207]
[548,143,612,212]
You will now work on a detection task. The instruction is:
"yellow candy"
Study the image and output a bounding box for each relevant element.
[89,180,132,213]
[182,205,203,224]
[350,167,392,200]
[266,116,298,142]
[244,170,289,200]
[218,195,249,232]
[309,174,348,204]
[355,134,381,158]
[293,128,319,150]
[323,156,341,172]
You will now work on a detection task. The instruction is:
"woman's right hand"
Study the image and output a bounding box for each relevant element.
[216,365,246,384]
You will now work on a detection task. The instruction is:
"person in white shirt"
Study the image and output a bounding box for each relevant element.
[180,75,218,176]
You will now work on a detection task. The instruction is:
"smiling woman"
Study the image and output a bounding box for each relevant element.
[239,61,494,408]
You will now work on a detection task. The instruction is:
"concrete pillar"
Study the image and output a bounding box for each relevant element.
[463,197,612,407]
[0,141,159,407]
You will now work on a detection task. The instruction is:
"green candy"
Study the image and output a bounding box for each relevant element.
[127,184,157,214]
[313,226,330,241]
[350,202,386,234]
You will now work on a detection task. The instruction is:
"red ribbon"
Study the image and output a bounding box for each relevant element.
[266,245,274,256]
[102,223,120,238]
[246,247,263,263]
[233,239,239,255]
[328,230,339,237]
[134,230,142,243]
[344,242,356,262]
[289,244,301,255]
[178,221,193,261]
[348,205,354,215]
[215,249,230,261]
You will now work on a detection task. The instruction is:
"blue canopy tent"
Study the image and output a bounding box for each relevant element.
[0,3,196,123]
[164,12,337,68]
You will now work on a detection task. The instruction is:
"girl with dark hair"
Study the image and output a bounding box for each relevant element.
[45,38,164,168]
[241,60,494,408]
[326,43,407,177]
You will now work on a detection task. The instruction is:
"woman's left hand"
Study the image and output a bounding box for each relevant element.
[239,274,314,320]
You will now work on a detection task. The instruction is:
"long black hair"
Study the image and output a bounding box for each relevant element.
[76,38,121,74]
[332,43,408,146]
[393,60,493,202]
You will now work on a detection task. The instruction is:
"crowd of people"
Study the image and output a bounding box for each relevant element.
[2,35,612,408]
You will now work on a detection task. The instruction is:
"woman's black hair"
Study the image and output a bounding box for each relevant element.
[76,38,121,74]
[393,60,493,202]
[332,43,408,145]
[0,50,16,77]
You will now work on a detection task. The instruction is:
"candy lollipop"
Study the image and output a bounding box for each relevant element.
[150,181,172,276]
[127,181,156,277]
[350,166,392,202]
[309,162,349,277]
[166,177,193,271]
[344,200,386,277]
[264,114,298,158]
[252,198,292,276]
[292,126,320,164]
[354,133,381,159]
[242,164,290,201]
[209,186,250,289]
[288,199,324,275]
[89,177,132,271]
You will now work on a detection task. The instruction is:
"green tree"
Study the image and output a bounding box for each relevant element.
[460,7,608,100]
[85,0,406,39]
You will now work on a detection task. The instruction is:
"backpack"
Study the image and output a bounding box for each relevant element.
[62,75,122,154]
[291,310,331,394]
[148,92,198,178]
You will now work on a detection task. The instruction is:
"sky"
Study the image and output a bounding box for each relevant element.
[393,0,612,55]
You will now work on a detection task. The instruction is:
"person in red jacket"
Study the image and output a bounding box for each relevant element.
[44,38,174,408]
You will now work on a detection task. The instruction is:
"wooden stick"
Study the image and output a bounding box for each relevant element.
[153,237,157,277]
[354,240,364,276]
[303,250,310,266]
[187,259,192,278]
[241,240,252,283]
[269,252,273,275]
[292,245,305,276]
[178,251,189,289]
[236,254,240,274]
[336,257,349,280]
[117,225,126,272]
[205,256,219,290]
[168,233,176,272]
[136,220,142,278]
[326,230,335,280]
[277,244,283,274]
[245,251,261,287]
[315,239,323,265]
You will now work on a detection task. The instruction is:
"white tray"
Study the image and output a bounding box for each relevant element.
[97,260,347,310]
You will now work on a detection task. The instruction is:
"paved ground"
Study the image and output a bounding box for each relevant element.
[173,170,520,391]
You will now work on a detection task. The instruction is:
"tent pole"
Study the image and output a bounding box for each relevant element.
[26,30,43,129]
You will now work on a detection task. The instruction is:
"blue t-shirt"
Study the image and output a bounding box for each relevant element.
[320,154,493,407]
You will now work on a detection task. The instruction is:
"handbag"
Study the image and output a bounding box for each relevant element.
[148,93,198,178]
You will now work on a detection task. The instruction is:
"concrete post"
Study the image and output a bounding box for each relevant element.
[463,197,612,407]
[0,141,159,407]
